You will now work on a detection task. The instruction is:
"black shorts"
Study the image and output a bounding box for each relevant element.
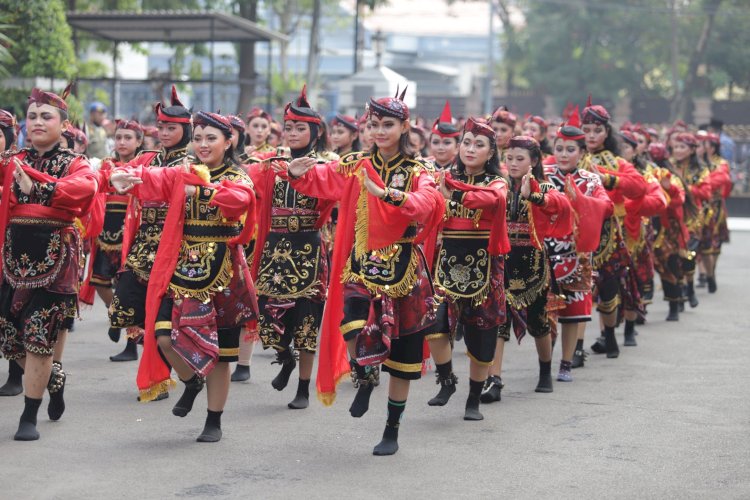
[109,270,147,328]
[382,331,425,381]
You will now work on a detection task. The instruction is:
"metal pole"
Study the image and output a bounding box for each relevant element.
[267,41,273,110]
[484,0,494,115]
[210,18,215,110]
[353,0,360,74]
[112,41,119,117]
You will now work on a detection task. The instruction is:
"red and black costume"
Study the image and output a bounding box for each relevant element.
[0,89,97,360]
[702,133,732,257]
[109,86,193,333]
[429,100,460,171]
[129,111,257,406]
[583,99,647,356]
[289,91,444,401]
[249,87,335,405]
[429,118,509,373]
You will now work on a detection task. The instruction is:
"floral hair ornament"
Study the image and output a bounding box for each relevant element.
[368,84,410,121]
[28,82,73,112]
[582,94,610,125]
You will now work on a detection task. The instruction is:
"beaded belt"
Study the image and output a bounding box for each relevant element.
[141,207,169,224]
[271,214,319,233]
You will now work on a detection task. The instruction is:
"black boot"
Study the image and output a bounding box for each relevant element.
[666,301,680,321]
[349,361,378,418]
[707,276,717,294]
[464,379,484,420]
[427,362,457,406]
[172,374,205,417]
[196,409,222,442]
[231,364,250,382]
[696,273,707,288]
[688,281,699,308]
[623,320,638,347]
[535,359,553,393]
[288,379,310,409]
[479,375,503,404]
[373,398,405,456]
[603,326,619,359]
[0,359,23,396]
[271,349,296,391]
[591,334,607,354]
[14,396,42,441]
[571,339,586,368]
[110,338,138,362]
[47,361,66,421]
[108,327,121,343]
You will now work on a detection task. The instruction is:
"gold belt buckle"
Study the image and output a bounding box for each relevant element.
[288,215,299,233]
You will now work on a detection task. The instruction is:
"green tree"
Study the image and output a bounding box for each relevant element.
[0,0,76,80]
[0,14,15,79]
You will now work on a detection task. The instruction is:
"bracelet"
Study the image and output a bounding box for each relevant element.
[380,187,389,200]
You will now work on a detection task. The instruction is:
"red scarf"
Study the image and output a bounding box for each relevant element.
[443,173,510,255]
[316,158,444,405]
[136,169,256,401]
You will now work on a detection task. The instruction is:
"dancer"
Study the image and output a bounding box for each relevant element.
[109,86,192,368]
[244,107,275,156]
[482,136,572,402]
[0,86,97,440]
[251,86,335,410]
[427,101,460,171]
[426,117,508,419]
[545,112,613,379]
[581,97,647,359]
[700,133,732,293]
[0,109,24,397]
[287,87,444,455]
[330,114,360,156]
[111,111,257,442]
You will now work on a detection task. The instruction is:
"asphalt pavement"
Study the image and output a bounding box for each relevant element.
[1,228,749,499]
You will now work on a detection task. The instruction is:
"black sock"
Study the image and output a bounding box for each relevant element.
[575,339,584,351]
[624,320,635,335]
[206,409,222,429]
[197,409,224,442]
[297,378,310,398]
[21,396,42,425]
[539,359,552,377]
[436,361,452,379]
[469,379,483,398]
[560,360,572,371]
[386,398,406,428]
[173,374,203,417]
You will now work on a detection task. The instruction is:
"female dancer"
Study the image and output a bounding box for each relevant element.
[109,86,193,349]
[86,120,144,362]
[490,106,516,166]
[0,109,23,397]
[648,142,691,321]
[111,111,257,442]
[425,117,508,419]
[700,133,732,293]
[244,107,274,155]
[545,113,613,379]
[251,87,335,410]
[428,101,460,171]
[330,114,360,156]
[358,114,373,151]
[0,87,97,440]
[522,115,552,156]
[482,136,572,402]
[670,132,712,308]
[287,87,444,455]
[581,97,647,358]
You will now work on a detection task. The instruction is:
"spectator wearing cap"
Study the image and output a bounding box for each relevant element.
[86,101,109,159]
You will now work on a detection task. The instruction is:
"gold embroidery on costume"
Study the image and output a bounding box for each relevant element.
[256,237,321,299]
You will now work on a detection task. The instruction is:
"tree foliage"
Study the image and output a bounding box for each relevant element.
[505,0,749,115]
[0,0,76,79]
